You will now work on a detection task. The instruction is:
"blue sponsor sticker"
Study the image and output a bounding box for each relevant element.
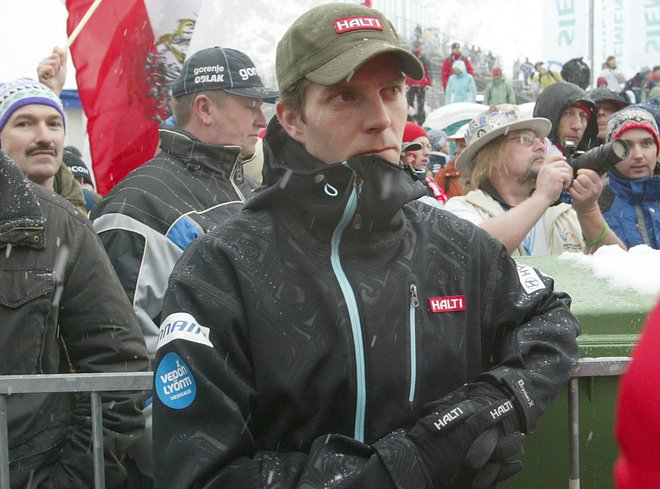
[156,352,196,409]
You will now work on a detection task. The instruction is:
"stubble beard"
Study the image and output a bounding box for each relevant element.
[516,155,544,186]
[517,167,538,186]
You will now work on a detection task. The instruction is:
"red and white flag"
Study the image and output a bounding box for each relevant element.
[66,0,201,195]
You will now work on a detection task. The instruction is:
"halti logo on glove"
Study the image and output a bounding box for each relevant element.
[490,400,514,421]
[433,406,465,431]
[428,295,465,313]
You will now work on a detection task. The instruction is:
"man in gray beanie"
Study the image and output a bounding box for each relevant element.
[427,128,450,173]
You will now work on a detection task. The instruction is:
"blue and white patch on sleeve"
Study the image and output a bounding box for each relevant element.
[156,352,197,409]
[157,312,213,350]
[516,264,545,294]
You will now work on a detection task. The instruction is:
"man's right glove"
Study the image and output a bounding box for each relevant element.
[406,375,537,489]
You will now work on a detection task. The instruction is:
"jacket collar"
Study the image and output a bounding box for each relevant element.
[609,169,660,205]
[0,151,46,249]
[53,163,86,211]
[247,120,426,242]
[158,126,243,178]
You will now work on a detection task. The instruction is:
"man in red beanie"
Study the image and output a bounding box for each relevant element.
[601,105,660,249]
[401,121,447,205]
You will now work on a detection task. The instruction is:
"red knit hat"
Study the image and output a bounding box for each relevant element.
[571,102,593,124]
[607,106,660,151]
[403,121,427,143]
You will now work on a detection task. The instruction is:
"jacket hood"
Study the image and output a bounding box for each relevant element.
[247,118,427,240]
[452,59,466,73]
[0,150,46,248]
[533,82,598,151]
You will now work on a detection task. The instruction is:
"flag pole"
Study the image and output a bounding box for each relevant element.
[63,0,103,50]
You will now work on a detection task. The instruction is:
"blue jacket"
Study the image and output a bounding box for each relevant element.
[445,72,477,104]
[604,170,660,249]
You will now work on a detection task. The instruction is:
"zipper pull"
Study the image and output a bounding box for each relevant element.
[354,174,363,191]
[409,284,419,308]
[352,174,364,230]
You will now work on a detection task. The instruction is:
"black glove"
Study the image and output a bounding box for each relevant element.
[407,375,537,489]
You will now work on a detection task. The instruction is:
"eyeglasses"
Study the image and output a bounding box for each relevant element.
[506,133,542,147]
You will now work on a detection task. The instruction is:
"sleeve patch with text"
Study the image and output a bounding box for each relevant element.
[516,264,545,294]
[157,312,213,350]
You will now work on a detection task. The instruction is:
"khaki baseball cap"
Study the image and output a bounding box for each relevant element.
[276,3,424,93]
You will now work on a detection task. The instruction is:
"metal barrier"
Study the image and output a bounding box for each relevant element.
[567,357,631,489]
[0,359,631,489]
[0,372,152,489]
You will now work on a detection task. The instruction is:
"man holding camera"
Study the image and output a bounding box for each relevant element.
[444,104,624,255]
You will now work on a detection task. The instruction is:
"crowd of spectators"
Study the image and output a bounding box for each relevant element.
[0,6,658,489]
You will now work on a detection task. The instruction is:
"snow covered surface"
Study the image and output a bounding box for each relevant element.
[560,245,660,298]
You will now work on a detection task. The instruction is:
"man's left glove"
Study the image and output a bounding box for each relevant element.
[406,373,537,489]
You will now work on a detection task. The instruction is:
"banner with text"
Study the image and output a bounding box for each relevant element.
[545,0,660,84]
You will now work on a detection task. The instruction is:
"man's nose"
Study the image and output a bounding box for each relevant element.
[363,98,392,132]
[255,107,267,128]
[569,114,582,129]
[34,122,53,142]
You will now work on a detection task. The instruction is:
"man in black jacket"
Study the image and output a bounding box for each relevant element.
[152,4,581,489]
[90,46,277,483]
[0,150,149,488]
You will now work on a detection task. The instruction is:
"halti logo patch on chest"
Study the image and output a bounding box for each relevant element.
[333,16,384,34]
[428,295,466,313]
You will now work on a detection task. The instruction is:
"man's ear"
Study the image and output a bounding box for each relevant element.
[276,101,305,144]
[193,94,214,126]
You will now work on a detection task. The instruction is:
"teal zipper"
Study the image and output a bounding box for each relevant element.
[330,177,366,442]
[408,284,419,403]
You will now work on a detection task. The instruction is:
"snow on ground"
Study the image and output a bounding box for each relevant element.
[560,245,660,297]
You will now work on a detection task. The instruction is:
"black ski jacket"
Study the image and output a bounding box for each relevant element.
[152,123,581,489]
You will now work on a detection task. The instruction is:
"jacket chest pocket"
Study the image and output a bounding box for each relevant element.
[0,268,56,374]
